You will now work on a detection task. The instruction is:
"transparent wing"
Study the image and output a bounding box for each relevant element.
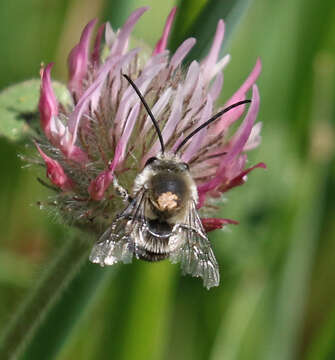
[170,201,220,289]
[89,190,148,266]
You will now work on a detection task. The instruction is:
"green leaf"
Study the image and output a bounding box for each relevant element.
[0,79,70,142]
[169,0,252,60]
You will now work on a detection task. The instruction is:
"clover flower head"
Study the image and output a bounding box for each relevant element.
[35,7,265,235]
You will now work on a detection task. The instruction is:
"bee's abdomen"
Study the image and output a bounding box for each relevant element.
[134,219,173,262]
[147,219,172,238]
[135,249,169,262]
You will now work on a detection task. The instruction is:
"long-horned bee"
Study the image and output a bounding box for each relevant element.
[90,74,250,289]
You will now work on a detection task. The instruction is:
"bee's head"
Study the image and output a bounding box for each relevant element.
[144,155,191,215]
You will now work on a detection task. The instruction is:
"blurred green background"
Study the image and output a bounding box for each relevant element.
[0,0,335,359]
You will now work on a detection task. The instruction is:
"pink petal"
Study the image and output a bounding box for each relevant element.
[115,63,164,138]
[209,72,223,102]
[49,115,65,140]
[39,63,58,140]
[118,103,140,163]
[174,71,203,135]
[197,85,260,207]
[222,162,266,193]
[64,145,89,163]
[47,119,88,164]
[105,22,116,48]
[225,154,247,181]
[68,19,97,96]
[153,7,177,55]
[222,85,260,163]
[181,95,213,162]
[110,50,139,105]
[170,38,196,70]
[88,171,110,201]
[140,87,172,136]
[211,54,230,78]
[144,84,183,161]
[146,61,198,152]
[92,23,106,65]
[211,58,261,134]
[201,20,225,82]
[183,60,200,97]
[88,142,123,200]
[243,122,262,151]
[111,7,148,56]
[68,54,122,146]
[201,217,239,232]
[144,49,169,69]
[35,142,73,191]
[232,58,262,100]
[171,135,183,152]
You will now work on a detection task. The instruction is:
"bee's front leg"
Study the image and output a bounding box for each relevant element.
[113,176,131,202]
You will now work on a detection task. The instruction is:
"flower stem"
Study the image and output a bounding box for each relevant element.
[0,234,91,359]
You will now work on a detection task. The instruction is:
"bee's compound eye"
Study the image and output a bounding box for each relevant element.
[181,162,190,171]
[145,157,158,167]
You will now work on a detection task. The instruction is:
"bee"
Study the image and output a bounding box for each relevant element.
[90,74,250,289]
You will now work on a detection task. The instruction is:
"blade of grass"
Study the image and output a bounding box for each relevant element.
[119,261,176,360]
[21,263,113,360]
[0,250,38,288]
[63,265,138,360]
[0,233,91,359]
[262,162,328,360]
[307,308,335,360]
[262,48,334,360]
[307,305,335,360]
[0,0,69,88]
[101,0,137,28]
[210,274,266,360]
[169,0,207,46]
[169,0,253,59]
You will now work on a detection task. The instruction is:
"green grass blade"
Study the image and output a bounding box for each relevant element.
[169,0,252,59]
[169,0,207,47]
[210,277,266,360]
[307,306,335,360]
[119,261,176,360]
[0,234,91,359]
[263,162,328,360]
[262,27,334,359]
[21,263,113,360]
[101,0,136,28]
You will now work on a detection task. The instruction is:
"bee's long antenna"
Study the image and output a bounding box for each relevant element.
[122,74,165,153]
[175,100,251,154]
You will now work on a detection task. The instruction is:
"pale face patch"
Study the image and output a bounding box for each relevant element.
[157,191,179,211]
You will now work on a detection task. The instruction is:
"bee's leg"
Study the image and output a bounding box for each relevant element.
[112,177,131,202]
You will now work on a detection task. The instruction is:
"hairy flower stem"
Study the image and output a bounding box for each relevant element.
[0,234,91,359]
